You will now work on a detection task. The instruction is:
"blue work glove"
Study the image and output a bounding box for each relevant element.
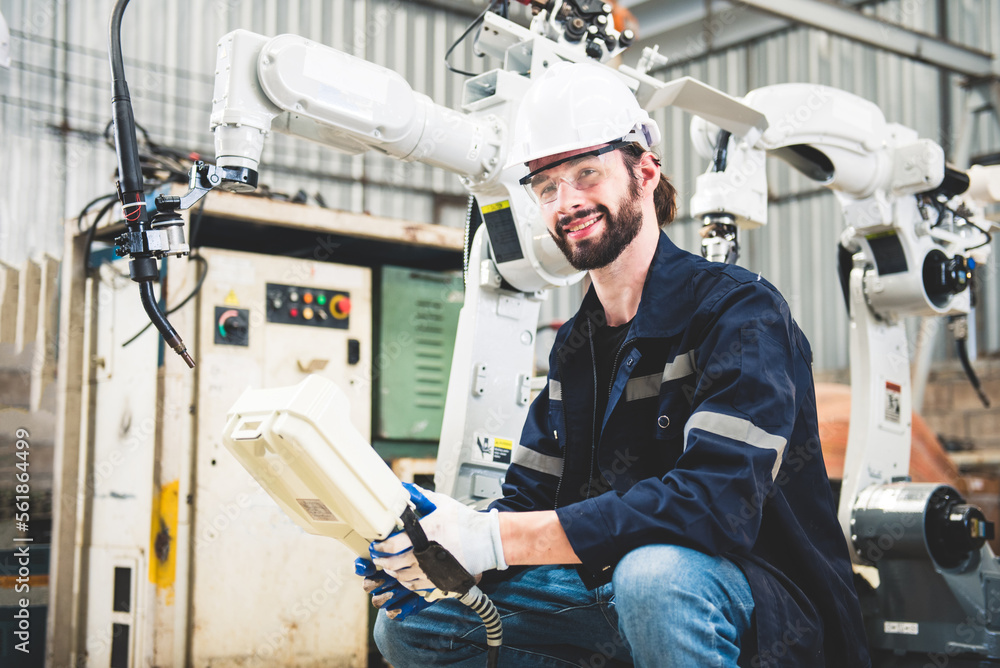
[355,557,433,620]
[354,483,440,619]
[371,483,507,594]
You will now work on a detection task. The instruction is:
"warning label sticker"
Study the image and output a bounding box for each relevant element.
[885,382,902,423]
[297,499,338,522]
[492,438,512,465]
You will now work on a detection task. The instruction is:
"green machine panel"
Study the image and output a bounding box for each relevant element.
[375,266,463,446]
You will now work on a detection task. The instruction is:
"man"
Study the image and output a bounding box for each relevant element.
[364,62,871,667]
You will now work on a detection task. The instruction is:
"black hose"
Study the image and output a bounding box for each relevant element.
[138,280,194,366]
[955,334,991,408]
[108,0,193,368]
[109,0,144,198]
[83,198,120,273]
[444,0,502,76]
[712,130,731,172]
[837,243,855,312]
[122,254,209,348]
[77,193,117,232]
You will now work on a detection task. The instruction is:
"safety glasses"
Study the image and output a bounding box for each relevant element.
[519,141,629,206]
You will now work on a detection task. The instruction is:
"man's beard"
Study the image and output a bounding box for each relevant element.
[550,178,644,271]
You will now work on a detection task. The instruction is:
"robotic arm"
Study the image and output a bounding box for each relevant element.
[690,83,1000,524]
[210,31,502,193]
[208,2,641,294]
[107,0,635,371]
[202,5,669,504]
[689,83,1000,660]
[690,84,999,310]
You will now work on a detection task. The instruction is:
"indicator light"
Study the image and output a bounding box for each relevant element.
[303,307,314,320]
[317,294,327,305]
[289,308,299,318]
[303,292,314,304]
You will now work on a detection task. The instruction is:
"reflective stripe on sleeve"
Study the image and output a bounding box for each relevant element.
[511,444,563,478]
[683,411,787,481]
[549,380,562,401]
[662,350,696,383]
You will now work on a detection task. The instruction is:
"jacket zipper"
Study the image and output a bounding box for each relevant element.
[586,321,599,499]
[593,334,636,497]
[608,336,636,411]
[553,352,568,510]
[553,317,635,506]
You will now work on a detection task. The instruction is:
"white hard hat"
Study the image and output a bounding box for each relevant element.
[506,61,660,169]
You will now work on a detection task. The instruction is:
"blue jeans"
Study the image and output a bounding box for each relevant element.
[374,544,755,667]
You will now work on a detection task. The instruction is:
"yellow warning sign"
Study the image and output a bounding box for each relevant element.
[481,201,511,214]
[224,289,240,306]
[492,437,512,465]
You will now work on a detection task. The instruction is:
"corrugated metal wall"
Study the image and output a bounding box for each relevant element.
[1,0,997,369]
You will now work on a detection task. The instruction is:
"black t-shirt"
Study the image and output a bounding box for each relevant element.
[585,312,633,497]
[591,314,633,425]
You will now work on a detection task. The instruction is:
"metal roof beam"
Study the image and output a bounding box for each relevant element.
[739,0,994,78]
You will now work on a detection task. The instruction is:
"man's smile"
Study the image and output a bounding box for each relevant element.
[562,212,603,237]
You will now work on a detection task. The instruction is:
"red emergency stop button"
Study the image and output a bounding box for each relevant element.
[330,295,351,320]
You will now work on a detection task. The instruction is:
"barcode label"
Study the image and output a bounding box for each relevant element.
[297,499,338,522]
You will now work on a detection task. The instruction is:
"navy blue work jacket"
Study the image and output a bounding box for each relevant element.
[491,231,870,667]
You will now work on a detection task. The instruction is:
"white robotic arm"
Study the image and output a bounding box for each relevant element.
[211,31,503,192]
[687,85,1000,659]
[690,83,1000,318]
[210,26,598,297]
[689,82,1000,546]
[207,5,667,506]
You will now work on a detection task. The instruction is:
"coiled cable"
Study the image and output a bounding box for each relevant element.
[458,586,502,668]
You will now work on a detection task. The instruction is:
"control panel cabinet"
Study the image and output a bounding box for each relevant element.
[79,248,372,668]
[188,248,372,667]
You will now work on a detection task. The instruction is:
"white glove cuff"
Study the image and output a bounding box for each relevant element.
[486,508,508,571]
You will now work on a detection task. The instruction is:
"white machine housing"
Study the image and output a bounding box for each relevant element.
[223,374,410,557]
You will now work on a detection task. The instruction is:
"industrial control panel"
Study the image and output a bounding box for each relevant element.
[76,248,372,668]
[264,282,353,328]
[188,247,372,667]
